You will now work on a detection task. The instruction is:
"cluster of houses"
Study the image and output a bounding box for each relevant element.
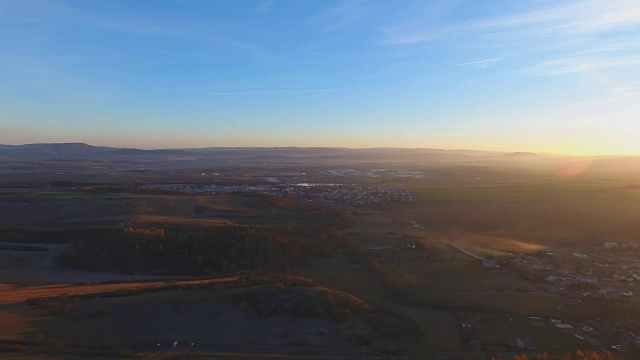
[478,243,640,354]
[320,168,426,179]
[500,243,640,300]
[162,182,414,206]
[303,184,414,205]
[461,311,640,356]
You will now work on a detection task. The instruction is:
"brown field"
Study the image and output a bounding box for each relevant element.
[0,190,264,229]
[380,253,569,317]
[386,259,536,294]
[126,214,234,226]
[126,194,262,226]
[0,277,242,305]
[0,196,131,227]
[441,230,547,257]
[443,291,567,317]
[346,211,402,235]
[0,309,35,341]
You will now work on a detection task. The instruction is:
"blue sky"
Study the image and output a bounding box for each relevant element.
[1,0,639,154]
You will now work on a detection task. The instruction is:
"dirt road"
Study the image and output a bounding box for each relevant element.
[0,276,241,305]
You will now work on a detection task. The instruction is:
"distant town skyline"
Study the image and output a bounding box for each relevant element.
[2,1,640,156]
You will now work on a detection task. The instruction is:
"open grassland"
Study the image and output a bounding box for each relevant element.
[0,188,267,228]
[126,215,234,226]
[392,305,461,356]
[440,291,566,318]
[386,259,534,293]
[0,275,421,359]
[393,179,640,247]
[346,211,401,235]
[407,180,639,202]
[0,188,348,231]
[458,313,586,351]
[441,230,547,257]
[123,194,266,227]
[298,209,573,355]
[297,250,449,356]
[383,257,568,317]
[0,193,132,227]
[297,250,386,305]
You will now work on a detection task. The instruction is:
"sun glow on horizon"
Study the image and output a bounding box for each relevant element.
[1,1,639,155]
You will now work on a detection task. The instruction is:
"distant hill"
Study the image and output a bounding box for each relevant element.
[504,152,537,157]
[583,156,640,176]
[0,143,638,177]
[0,143,111,159]
[0,143,497,162]
[0,143,188,160]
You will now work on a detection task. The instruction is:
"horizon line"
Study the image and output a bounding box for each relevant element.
[2,141,639,157]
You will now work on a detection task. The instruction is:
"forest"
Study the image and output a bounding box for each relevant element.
[60,225,339,275]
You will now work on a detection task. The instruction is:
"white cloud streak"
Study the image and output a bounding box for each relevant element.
[3,1,272,58]
[209,88,373,95]
[535,56,640,75]
[384,0,640,104]
[429,57,503,69]
[309,0,368,33]
[385,0,640,45]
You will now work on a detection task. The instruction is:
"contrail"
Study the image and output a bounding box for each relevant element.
[209,88,373,95]
[431,57,503,69]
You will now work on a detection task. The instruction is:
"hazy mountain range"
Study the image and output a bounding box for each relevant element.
[0,143,638,176]
[0,142,539,160]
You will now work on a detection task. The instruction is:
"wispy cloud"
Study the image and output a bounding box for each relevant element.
[534,54,640,105]
[612,86,640,99]
[474,0,640,35]
[566,98,621,106]
[428,57,503,69]
[18,2,273,59]
[534,55,640,75]
[384,0,640,103]
[385,0,640,45]
[209,88,373,95]
[308,0,368,33]
[97,19,269,57]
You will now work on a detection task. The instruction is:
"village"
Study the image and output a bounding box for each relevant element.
[475,242,640,354]
[158,182,415,206]
[501,242,640,301]
[365,233,640,355]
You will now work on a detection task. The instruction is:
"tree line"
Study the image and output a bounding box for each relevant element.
[337,233,424,298]
[60,226,338,275]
